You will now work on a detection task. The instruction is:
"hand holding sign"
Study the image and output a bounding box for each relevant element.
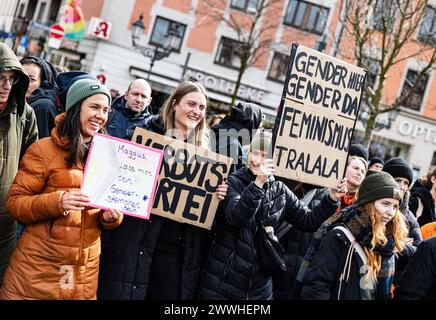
[102,208,123,222]
[61,191,91,211]
[328,178,348,202]
[215,182,228,201]
[254,159,276,188]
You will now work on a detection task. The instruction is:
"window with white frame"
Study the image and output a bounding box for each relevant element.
[36,2,46,22]
[418,6,436,46]
[149,17,186,52]
[215,37,248,69]
[268,52,289,83]
[283,0,329,35]
[231,0,259,13]
[372,0,396,32]
[400,69,429,111]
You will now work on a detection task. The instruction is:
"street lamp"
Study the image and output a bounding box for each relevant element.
[131,14,178,81]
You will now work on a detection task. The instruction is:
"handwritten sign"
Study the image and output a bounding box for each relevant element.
[272,44,366,189]
[132,128,232,230]
[81,133,163,219]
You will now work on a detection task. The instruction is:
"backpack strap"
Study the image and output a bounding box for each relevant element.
[333,225,367,264]
[333,225,368,300]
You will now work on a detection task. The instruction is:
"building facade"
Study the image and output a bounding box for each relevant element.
[1,0,436,177]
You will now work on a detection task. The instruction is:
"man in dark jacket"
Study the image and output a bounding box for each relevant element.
[0,43,38,286]
[212,102,263,173]
[106,78,152,140]
[395,237,436,300]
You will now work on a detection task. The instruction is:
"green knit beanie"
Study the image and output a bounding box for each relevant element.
[65,79,111,112]
[356,170,403,206]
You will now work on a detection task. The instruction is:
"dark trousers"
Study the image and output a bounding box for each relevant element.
[146,250,181,300]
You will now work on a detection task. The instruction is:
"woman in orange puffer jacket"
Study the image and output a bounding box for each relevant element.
[0,79,123,300]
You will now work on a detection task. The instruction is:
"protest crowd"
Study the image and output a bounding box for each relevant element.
[0,40,436,301]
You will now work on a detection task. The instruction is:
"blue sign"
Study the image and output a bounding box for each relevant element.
[0,30,13,38]
[19,36,28,48]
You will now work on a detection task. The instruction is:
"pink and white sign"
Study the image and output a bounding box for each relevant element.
[81,133,163,220]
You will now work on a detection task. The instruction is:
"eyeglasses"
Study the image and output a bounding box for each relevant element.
[0,74,19,86]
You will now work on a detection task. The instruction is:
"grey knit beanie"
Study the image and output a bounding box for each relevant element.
[65,79,111,112]
[356,170,403,206]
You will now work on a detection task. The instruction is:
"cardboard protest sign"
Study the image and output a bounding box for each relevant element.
[81,133,163,219]
[132,128,232,230]
[272,44,366,189]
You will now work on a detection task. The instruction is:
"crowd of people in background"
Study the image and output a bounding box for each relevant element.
[0,42,436,300]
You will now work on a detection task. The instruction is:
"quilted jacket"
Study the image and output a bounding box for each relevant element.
[197,167,339,300]
[0,116,122,300]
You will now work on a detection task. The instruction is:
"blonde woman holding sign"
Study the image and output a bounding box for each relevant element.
[98,81,228,300]
[0,79,123,300]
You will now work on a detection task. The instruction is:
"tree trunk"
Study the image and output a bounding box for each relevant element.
[231,64,246,106]
[361,114,376,148]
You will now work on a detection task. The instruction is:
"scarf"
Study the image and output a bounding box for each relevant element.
[295,204,395,300]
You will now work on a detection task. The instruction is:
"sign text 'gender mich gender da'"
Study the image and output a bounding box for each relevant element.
[273,44,366,188]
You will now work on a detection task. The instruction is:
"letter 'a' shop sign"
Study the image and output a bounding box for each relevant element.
[272,44,366,189]
[132,128,232,230]
[81,134,163,219]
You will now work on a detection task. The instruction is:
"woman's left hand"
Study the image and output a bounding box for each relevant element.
[102,208,123,222]
[329,178,348,202]
[215,182,228,201]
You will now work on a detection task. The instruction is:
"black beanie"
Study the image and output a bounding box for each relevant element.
[357,171,403,206]
[382,156,413,184]
[349,143,369,161]
[369,156,384,167]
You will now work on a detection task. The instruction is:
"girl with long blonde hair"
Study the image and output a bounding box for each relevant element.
[97,81,228,300]
[299,171,408,300]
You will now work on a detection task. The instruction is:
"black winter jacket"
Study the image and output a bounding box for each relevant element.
[212,102,262,174]
[394,203,422,285]
[197,167,338,300]
[98,115,208,300]
[395,237,436,300]
[273,187,329,300]
[300,225,366,300]
[409,179,436,226]
[106,95,151,140]
[27,82,59,138]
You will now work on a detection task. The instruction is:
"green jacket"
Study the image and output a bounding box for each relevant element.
[0,42,38,286]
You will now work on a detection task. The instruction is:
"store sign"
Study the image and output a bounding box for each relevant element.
[184,68,267,103]
[87,17,112,40]
[61,38,78,50]
[398,120,436,144]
